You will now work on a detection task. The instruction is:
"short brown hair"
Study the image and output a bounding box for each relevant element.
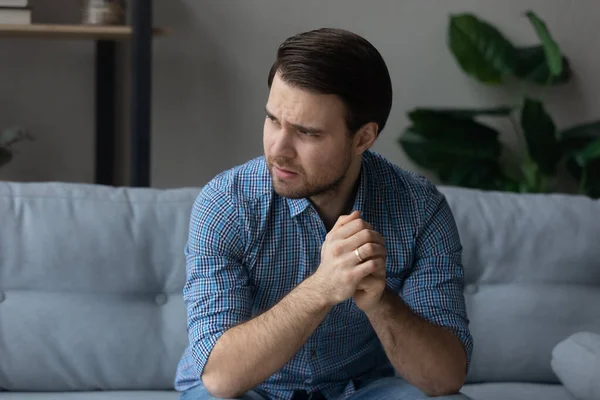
[268,28,393,136]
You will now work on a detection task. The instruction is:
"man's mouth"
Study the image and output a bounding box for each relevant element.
[275,165,296,173]
[273,165,298,179]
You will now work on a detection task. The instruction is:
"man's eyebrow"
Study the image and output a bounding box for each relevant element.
[265,106,278,121]
[264,106,324,134]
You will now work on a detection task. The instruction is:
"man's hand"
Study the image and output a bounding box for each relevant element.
[353,255,386,313]
[306,211,386,308]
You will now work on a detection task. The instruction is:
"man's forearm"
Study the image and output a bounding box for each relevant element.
[365,289,467,396]
[201,276,331,398]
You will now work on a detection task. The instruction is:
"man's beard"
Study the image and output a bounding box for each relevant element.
[267,155,351,200]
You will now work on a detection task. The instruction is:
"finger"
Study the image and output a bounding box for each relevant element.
[353,243,386,262]
[370,263,387,279]
[334,229,386,260]
[333,217,374,240]
[351,259,386,281]
[332,210,361,230]
[351,228,385,248]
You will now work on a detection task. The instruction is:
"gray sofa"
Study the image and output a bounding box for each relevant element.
[1,181,599,400]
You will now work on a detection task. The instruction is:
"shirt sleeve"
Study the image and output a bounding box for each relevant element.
[183,183,252,377]
[400,185,474,371]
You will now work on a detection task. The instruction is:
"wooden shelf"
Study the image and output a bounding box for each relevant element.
[1,1,159,186]
[0,24,167,40]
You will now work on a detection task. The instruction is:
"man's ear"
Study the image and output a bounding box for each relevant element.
[355,122,378,154]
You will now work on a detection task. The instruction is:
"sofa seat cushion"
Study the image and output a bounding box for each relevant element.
[462,383,576,400]
[0,391,179,400]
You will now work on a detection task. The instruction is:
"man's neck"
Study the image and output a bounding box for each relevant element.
[310,160,362,231]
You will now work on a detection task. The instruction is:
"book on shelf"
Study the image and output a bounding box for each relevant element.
[0,0,28,7]
[0,6,31,24]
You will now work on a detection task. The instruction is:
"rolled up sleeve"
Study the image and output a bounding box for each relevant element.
[401,186,474,370]
[183,184,252,377]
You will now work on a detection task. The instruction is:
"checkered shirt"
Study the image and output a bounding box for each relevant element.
[174,151,473,399]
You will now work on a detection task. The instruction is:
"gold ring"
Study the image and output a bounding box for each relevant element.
[354,248,364,263]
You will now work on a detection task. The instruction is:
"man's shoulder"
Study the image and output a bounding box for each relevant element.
[200,156,272,204]
[364,151,441,205]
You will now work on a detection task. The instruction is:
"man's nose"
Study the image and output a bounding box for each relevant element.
[271,128,295,157]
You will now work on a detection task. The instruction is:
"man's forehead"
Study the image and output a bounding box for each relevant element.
[268,77,344,121]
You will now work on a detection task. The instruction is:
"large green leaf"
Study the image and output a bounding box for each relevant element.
[515,46,571,85]
[525,11,563,77]
[559,121,600,189]
[559,121,600,151]
[520,98,561,174]
[400,127,501,168]
[400,111,503,182]
[407,109,501,142]
[567,158,600,198]
[0,147,13,167]
[448,14,519,84]
[573,138,600,167]
[409,106,513,120]
[436,159,509,190]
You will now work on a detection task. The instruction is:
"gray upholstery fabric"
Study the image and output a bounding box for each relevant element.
[0,391,179,400]
[0,182,198,391]
[442,187,600,383]
[1,181,599,395]
[462,383,576,400]
[551,331,600,400]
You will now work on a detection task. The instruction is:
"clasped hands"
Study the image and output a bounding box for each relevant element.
[310,210,387,313]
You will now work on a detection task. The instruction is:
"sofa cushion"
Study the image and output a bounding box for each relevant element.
[551,331,600,400]
[0,182,199,391]
[0,391,179,399]
[440,187,600,383]
[462,382,576,400]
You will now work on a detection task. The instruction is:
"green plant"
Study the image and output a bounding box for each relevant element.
[0,127,32,169]
[398,11,600,198]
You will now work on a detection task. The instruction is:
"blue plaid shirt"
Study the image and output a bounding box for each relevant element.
[175,151,472,399]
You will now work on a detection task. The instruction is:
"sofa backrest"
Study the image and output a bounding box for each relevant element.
[0,182,199,391]
[440,186,600,384]
[1,181,599,391]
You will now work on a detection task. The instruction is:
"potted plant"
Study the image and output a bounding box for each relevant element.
[0,126,32,169]
[398,11,600,198]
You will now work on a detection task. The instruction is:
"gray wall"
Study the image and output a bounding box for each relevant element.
[1,0,598,188]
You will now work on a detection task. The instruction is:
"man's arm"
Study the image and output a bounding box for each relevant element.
[354,187,472,396]
[364,289,468,396]
[201,276,331,398]
[186,191,384,398]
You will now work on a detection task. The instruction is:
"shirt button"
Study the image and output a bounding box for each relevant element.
[311,349,317,359]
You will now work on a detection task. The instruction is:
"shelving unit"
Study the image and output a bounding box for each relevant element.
[0,24,166,39]
[0,0,166,187]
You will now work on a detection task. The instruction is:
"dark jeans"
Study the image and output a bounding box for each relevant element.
[180,377,473,399]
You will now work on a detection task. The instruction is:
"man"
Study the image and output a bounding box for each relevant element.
[175,28,473,400]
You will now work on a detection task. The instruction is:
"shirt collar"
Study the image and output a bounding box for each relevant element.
[286,196,312,218]
[285,154,369,218]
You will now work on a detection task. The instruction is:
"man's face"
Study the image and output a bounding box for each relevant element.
[263,73,355,200]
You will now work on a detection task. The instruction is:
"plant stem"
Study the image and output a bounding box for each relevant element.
[579,167,588,195]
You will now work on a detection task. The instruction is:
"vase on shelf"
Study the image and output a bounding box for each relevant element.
[81,0,125,26]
